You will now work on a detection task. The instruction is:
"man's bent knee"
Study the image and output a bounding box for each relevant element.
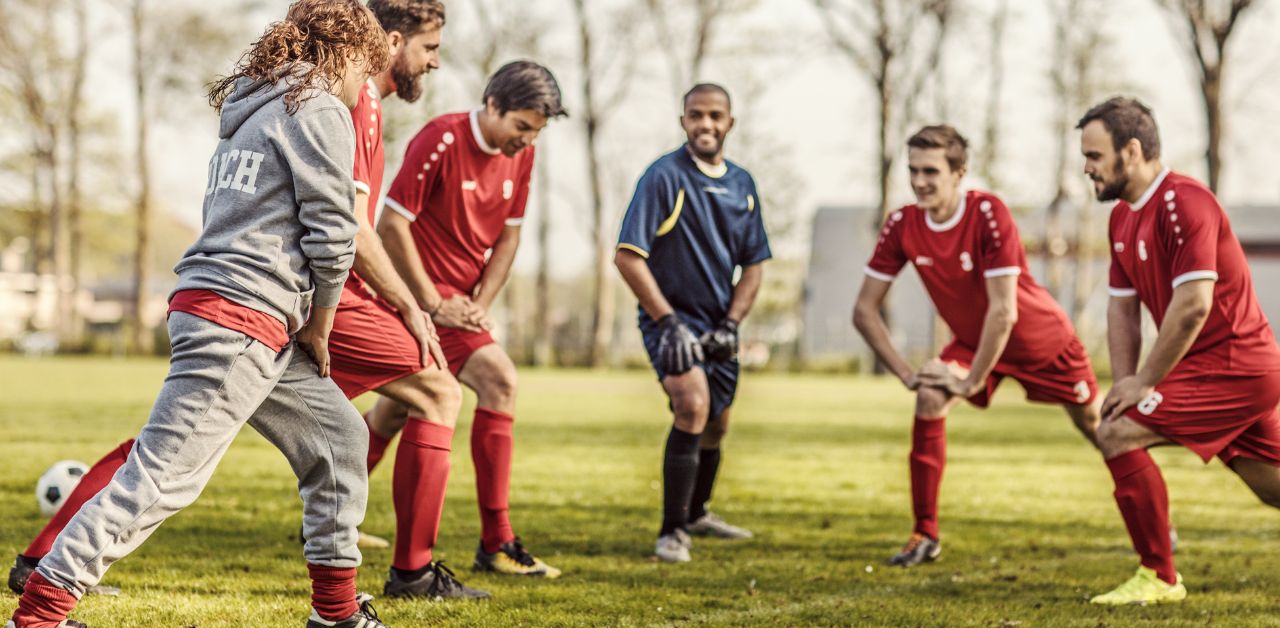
[915,386,950,417]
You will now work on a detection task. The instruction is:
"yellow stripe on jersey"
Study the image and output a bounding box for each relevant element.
[616,243,650,258]
[656,188,685,237]
[747,194,755,211]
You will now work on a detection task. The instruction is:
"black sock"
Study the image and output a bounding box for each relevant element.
[392,564,432,581]
[688,448,721,522]
[660,427,702,536]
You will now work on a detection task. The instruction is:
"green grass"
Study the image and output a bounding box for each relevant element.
[1,355,1278,626]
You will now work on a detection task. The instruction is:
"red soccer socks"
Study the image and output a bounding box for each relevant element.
[391,419,454,571]
[308,564,357,621]
[910,416,946,540]
[25,439,134,560]
[1107,449,1177,584]
[11,571,78,627]
[472,408,515,552]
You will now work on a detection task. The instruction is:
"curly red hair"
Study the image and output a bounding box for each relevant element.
[208,0,390,114]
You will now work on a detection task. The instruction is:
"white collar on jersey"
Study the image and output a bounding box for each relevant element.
[925,191,967,232]
[366,78,381,99]
[1129,167,1170,211]
[691,152,728,178]
[469,109,501,155]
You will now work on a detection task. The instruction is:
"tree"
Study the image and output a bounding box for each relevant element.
[1156,0,1259,193]
[571,0,642,367]
[810,0,952,221]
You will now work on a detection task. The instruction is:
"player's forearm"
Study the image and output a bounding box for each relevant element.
[378,218,444,313]
[853,303,914,384]
[473,234,519,311]
[352,223,419,315]
[1107,297,1142,380]
[725,263,764,323]
[965,305,1016,387]
[1136,282,1212,387]
[614,249,675,320]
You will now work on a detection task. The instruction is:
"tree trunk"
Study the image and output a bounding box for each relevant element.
[66,0,90,345]
[130,0,154,355]
[575,0,615,368]
[1200,69,1222,193]
[533,147,554,367]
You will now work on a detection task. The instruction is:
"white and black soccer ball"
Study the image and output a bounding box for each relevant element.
[36,460,89,517]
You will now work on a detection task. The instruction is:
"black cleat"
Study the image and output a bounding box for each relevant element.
[383,562,490,600]
[887,532,941,567]
[306,593,388,627]
[8,555,36,595]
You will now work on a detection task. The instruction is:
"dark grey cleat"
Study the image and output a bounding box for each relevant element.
[887,532,941,567]
[8,555,36,595]
[383,562,490,600]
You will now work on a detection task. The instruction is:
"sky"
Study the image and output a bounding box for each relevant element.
[58,0,1280,280]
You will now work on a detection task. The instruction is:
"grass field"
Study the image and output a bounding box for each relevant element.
[1,356,1278,626]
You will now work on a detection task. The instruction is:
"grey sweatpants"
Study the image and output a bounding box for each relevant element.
[37,312,368,596]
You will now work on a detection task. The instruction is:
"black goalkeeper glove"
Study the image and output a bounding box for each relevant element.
[656,314,703,375]
[699,318,739,363]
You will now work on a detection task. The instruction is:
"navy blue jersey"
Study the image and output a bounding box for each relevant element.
[617,146,772,326]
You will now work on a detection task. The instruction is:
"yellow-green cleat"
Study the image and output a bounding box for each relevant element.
[474,538,561,578]
[1090,566,1186,605]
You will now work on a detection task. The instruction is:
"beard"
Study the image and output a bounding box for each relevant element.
[1094,156,1129,201]
[687,133,722,161]
[390,55,424,103]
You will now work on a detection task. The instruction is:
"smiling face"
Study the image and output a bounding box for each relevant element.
[681,89,734,162]
[481,99,549,157]
[907,147,965,213]
[387,24,441,103]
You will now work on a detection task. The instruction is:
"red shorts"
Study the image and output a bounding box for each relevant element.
[328,282,429,399]
[436,325,495,377]
[940,335,1099,409]
[1125,370,1280,465]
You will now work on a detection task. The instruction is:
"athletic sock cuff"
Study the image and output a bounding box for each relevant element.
[1106,448,1156,481]
[475,407,514,423]
[913,416,946,437]
[402,419,455,451]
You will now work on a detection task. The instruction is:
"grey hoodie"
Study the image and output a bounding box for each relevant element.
[173,73,357,334]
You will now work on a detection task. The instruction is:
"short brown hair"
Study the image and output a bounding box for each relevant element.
[907,125,968,172]
[1076,96,1161,160]
[208,0,390,114]
[483,60,568,118]
[366,0,445,37]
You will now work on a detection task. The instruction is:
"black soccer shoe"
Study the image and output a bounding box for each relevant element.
[8,555,36,594]
[887,532,941,567]
[383,562,490,600]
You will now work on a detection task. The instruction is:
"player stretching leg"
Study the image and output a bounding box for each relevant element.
[9,3,390,626]
[615,84,772,563]
[1079,98,1280,605]
[853,125,1102,567]
[376,61,568,580]
[8,0,490,603]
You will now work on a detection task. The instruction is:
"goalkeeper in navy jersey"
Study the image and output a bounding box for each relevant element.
[614,83,772,563]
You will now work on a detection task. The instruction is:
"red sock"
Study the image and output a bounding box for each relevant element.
[472,408,515,552]
[12,571,78,627]
[307,564,357,621]
[365,412,393,474]
[1107,449,1176,584]
[25,439,134,559]
[909,416,946,539]
[391,419,453,571]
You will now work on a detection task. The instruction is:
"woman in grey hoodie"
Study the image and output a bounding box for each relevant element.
[9,2,393,627]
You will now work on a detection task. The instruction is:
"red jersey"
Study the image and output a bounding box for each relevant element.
[352,80,385,224]
[1108,170,1280,377]
[168,289,288,352]
[865,190,1076,366]
[384,111,533,297]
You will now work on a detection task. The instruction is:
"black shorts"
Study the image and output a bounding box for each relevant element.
[640,317,739,421]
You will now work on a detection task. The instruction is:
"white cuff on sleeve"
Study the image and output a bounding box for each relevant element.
[1171,270,1218,288]
[983,266,1021,278]
[384,197,416,222]
[1108,286,1138,297]
[353,181,371,195]
[505,217,524,226]
[863,266,897,282]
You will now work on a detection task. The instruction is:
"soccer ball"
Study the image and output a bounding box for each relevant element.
[36,460,89,517]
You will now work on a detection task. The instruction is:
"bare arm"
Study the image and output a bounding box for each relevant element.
[352,192,418,315]
[1102,280,1214,421]
[726,263,764,323]
[1107,295,1143,380]
[473,225,521,311]
[952,274,1018,396]
[614,248,675,320]
[377,209,483,332]
[852,276,917,388]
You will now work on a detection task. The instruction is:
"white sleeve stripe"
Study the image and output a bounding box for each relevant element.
[1108,287,1138,297]
[863,266,897,282]
[505,217,524,226]
[1172,270,1219,288]
[384,197,416,222]
[983,266,1022,278]
[353,181,371,195]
